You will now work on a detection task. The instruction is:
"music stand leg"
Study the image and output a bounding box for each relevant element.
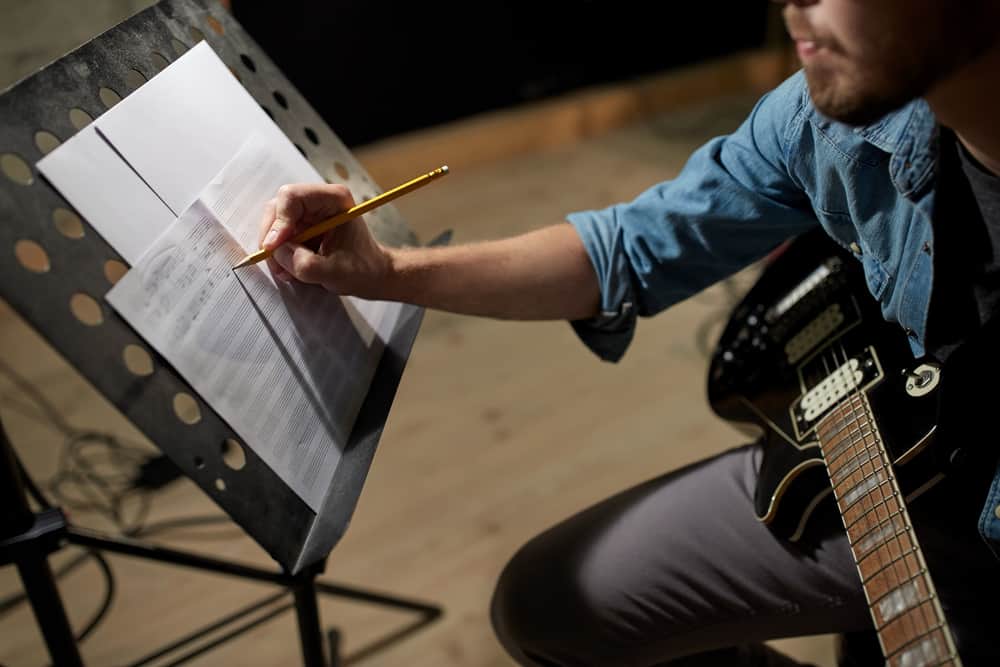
[292,568,327,667]
[65,526,442,666]
[0,420,84,667]
[15,557,85,667]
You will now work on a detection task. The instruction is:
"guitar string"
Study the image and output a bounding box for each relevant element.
[828,339,934,663]
[827,341,905,645]
[834,339,932,663]
[786,262,948,663]
[837,340,950,664]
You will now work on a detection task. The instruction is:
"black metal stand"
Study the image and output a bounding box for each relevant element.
[0,425,83,667]
[1,2,445,662]
[1,418,441,666]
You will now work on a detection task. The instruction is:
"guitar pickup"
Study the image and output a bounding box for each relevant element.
[790,346,882,439]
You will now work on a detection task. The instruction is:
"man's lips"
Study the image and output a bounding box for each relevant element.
[795,38,820,59]
[788,30,824,59]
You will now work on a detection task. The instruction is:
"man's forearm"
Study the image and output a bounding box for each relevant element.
[383,223,601,321]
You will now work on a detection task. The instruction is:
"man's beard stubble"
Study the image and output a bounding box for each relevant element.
[788,5,995,127]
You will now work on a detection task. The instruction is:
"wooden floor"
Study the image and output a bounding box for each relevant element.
[0,83,838,667]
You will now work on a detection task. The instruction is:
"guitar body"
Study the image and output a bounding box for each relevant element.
[705,228,1000,664]
[708,229,951,541]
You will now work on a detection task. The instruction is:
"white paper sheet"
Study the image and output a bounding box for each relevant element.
[36,127,175,264]
[96,41,288,215]
[106,198,371,511]
[107,132,402,511]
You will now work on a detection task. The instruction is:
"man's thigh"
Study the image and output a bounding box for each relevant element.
[491,442,872,666]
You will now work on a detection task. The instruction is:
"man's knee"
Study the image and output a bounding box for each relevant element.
[490,534,608,665]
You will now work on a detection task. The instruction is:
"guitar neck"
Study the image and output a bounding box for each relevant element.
[817,393,962,667]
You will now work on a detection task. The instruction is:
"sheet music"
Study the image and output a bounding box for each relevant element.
[201,132,402,343]
[107,196,379,511]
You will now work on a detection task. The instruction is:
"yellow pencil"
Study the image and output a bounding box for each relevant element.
[233,165,449,269]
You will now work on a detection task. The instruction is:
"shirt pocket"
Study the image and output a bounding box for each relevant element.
[860,251,890,302]
[815,212,891,303]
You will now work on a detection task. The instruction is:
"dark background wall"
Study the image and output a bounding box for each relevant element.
[231,1,773,147]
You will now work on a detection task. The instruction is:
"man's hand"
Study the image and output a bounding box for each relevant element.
[257,183,393,299]
[257,181,600,321]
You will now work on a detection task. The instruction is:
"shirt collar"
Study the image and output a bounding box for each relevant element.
[854,100,939,198]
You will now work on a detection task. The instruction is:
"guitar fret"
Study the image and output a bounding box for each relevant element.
[881,598,943,665]
[886,624,952,666]
[845,488,900,533]
[835,461,889,511]
[853,520,908,560]
[867,557,926,611]
[829,446,880,484]
[827,443,879,486]
[819,411,857,442]
[882,599,940,647]
[824,425,874,467]
[838,476,893,515]
[862,545,920,584]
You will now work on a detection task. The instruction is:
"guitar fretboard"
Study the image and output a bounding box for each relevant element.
[817,394,961,667]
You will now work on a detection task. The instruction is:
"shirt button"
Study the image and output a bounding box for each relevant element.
[904,328,917,338]
[995,504,1000,520]
[922,241,932,255]
[849,242,862,255]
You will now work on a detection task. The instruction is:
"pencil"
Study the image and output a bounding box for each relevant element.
[233,165,449,269]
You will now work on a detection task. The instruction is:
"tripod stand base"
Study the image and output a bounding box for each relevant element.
[67,527,442,667]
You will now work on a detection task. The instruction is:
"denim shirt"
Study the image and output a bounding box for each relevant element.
[566,70,1000,556]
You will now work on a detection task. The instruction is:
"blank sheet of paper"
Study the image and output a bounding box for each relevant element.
[96,41,287,215]
[36,127,175,264]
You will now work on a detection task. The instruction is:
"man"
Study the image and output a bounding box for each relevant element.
[259,1,1000,664]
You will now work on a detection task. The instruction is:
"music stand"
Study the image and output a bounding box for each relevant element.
[0,1,443,664]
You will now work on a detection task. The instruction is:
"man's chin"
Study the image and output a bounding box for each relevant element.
[806,74,914,127]
[813,96,902,127]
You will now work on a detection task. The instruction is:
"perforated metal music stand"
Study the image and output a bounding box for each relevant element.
[0,1,443,664]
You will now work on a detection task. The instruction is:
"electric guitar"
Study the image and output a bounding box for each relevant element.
[707,228,970,666]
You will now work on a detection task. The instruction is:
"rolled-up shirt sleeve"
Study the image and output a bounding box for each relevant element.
[567,71,820,362]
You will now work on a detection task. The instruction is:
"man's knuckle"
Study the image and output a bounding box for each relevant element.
[295,253,321,278]
[329,184,354,204]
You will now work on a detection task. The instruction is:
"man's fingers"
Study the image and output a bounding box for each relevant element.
[257,198,277,247]
[265,256,290,282]
[272,242,329,286]
[266,183,356,250]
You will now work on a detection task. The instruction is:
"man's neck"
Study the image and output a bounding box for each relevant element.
[927,42,1000,177]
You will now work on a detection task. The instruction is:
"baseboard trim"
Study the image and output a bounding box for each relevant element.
[355,47,797,187]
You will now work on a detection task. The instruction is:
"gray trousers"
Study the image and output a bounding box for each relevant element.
[490,443,1000,666]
